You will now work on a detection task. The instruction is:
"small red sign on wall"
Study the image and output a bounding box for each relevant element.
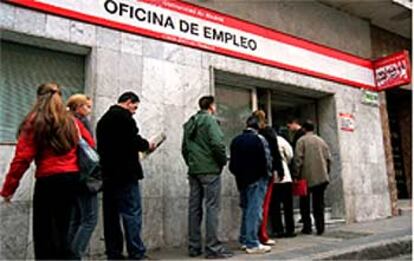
[339,113,355,132]
[373,50,411,91]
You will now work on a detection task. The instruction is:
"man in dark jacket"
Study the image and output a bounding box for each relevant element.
[181,96,232,259]
[96,92,155,260]
[286,117,307,229]
[229,116,272,254]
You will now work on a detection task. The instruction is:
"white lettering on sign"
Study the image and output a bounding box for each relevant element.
[373,51,411,91]
[6,0,383,89]
[375,60,408,88]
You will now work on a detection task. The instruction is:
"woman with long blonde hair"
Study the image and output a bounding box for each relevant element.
[66,93,99,259]
[0,82,94,259]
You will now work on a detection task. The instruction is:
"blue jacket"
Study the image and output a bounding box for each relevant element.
[229,128,271,191]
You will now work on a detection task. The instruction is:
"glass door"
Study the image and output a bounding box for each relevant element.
[215,84,254,151]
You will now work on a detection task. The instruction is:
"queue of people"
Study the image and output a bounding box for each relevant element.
[0,84,331,260]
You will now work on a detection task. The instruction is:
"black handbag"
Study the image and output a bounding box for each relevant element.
[77,135,103,193]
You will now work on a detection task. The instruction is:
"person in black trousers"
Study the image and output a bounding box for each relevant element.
[293,121,331,235]
[97,92,155,260]
[271,133,296,238]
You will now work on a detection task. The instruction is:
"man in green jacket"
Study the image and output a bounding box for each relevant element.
[182,96,233,259]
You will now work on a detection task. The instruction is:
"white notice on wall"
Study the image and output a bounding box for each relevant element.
[339,113,355,132]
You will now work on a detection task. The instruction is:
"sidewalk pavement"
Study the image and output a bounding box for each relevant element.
[146,210,412,260]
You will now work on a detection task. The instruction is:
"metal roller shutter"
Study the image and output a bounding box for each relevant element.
[0,41,85,142]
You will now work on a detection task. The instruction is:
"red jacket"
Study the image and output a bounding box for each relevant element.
[0,117,95,197]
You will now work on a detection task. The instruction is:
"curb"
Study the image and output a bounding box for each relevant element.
[313,235,412,260]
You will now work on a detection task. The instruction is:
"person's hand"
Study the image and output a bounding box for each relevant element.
[148,142,157,152]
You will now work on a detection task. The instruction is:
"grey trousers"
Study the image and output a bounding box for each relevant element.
[188,174,224,255]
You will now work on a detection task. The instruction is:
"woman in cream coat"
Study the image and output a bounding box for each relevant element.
[270,134,297,238]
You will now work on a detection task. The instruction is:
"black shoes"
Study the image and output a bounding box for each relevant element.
[272,232,297,238]
[284,232,297,238]
[301,229,312,235]
[188,250,202,257]
[205,248,234,259]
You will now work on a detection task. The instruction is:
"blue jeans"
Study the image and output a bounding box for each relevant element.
[103,181,145,259]
[68,189,99,259]
[239,176,269,248]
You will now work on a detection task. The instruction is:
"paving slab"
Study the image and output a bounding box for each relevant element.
[88,212,412,260]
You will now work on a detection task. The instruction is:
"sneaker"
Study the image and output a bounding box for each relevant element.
[245,244,271,254]
[262,239,276,246]
[240,245,247,250]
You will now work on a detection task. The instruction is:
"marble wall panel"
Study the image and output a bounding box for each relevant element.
[370,162,390,195]
[353,194,390,222]
[0,146,15,180]
[0,2,15,30]
[0,201,31,260]
[337,130,364,164]
[162,103,190,198]
[141,147,164,198]
[45,15,70,42]
[217,196,242,242]
[13,8,46,37]
[162,148,189,198]
[0,146,35,202]
[183,69,211,120]
[142,197,164,249]
[90,96,115,131]
[136,102,164,140]
[141,57,166,105]
[163,65,185,107]
[163,197,188,247]
[118,53,143,84]
[70,21,96,47]
[142,38,165,60]
[220,168,239,197]
[359,163,374,195]
[96,27,121,51]
[163,44,202,68]
[121,32,143,55]
[163,104,185,151]
[95,48,121,99]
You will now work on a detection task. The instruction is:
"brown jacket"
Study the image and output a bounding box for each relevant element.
[293,132,331,188]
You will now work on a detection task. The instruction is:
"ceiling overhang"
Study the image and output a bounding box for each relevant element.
[318,0,412,39]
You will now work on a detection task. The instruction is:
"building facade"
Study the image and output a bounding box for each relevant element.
[0,0,411,259]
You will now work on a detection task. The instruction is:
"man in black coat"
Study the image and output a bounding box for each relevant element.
[229,116,272,254]
[96,92,155,260]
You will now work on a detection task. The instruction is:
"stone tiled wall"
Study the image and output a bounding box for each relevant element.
[0,1,392,258]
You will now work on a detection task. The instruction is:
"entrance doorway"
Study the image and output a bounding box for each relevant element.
[214,69,344,218]
[386,89,412,199]
[257,88,318,141]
